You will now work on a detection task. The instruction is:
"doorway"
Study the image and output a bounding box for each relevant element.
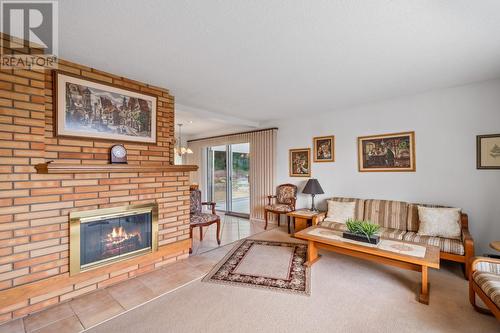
[207,143,250,218]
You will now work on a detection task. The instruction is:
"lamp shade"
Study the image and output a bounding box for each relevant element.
[302,178,324,195]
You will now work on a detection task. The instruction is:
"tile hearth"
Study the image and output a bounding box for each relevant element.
[0,248,227,333]
[0,216,273,333]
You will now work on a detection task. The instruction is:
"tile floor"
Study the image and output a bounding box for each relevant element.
[0,217,276,333]
[190,214,273,255]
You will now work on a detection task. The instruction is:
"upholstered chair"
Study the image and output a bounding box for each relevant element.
[264,184,298,230]
[469,257,500,319]
[189,189,221,253]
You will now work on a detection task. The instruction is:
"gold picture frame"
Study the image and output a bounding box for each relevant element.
[313,135,335,162]
[289,148,311,177]
[54,71,157,144]
[358,131,416,172]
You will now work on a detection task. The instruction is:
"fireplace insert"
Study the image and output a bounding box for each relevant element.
[70,204,158,275]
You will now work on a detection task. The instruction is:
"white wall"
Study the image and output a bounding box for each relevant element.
[264,79,500,254]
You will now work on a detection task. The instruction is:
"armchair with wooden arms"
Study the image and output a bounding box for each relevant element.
[469,257,500,320]
[469,256,500,320]
[189,188,221,254]
[264,184,297,230]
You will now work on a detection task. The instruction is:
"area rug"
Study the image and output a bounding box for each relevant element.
[202,239,310,295]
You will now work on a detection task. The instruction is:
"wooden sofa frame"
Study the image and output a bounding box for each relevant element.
[450,213,474,279]
[469,257,500,320]
[316,209,474,279]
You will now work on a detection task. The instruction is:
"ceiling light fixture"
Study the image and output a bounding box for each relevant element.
[174,123,193,156]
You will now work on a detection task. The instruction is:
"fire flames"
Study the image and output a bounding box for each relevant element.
[106,226,141,247]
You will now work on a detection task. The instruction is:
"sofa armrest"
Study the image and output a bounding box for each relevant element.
[313,212,326,226]
[461,226,475,279]
[471,257,500,275]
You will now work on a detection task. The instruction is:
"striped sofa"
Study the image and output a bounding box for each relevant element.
[469,257,500,319]
[319,197,474,279]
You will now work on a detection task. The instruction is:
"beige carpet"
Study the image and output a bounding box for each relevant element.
[87,228,499,333]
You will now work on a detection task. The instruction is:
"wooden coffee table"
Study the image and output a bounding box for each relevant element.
[294,226,440,304]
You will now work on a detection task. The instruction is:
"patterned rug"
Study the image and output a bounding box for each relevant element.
[202,239,310,295]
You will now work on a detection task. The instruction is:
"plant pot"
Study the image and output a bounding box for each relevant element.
[342,231,380,245]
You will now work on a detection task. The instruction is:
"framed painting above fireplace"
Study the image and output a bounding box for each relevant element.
[54,71,157,143]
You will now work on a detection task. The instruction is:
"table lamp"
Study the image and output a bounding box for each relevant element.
[302,178,324,212]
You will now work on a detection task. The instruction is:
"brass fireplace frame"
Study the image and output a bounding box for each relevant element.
[69,203,159,276]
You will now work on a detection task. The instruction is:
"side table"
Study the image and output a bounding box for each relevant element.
[286,209,325,234]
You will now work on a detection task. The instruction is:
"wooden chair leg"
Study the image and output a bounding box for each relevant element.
[199,226,203,241]
[264,210,268,230]
[469,279,476,308]
[216,220,221,245]
[189,226,193,254]
[287,216,291,234]
[277,213,280,227]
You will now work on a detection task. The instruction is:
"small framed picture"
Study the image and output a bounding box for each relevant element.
[289,148,311,177]
[313,136,335,162]
[477,134,500,169]
[358,131,416,172]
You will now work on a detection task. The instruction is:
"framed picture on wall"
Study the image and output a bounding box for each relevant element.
[313,135,335,162]
[289,148,311,177]
[477,134,500,169]
[54,71,157,143]
[358,131,416,172]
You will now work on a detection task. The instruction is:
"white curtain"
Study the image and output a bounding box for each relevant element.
[186,129,277,222]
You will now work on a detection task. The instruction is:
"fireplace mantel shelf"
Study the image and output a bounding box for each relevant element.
[35,162,198,174]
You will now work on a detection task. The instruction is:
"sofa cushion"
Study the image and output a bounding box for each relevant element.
[403,232,464,255]
[380,228,407,240]
[319,221,406,240]
[320,220,348,232]
[327,197,365,220]
[364,199,408,231]
[407,203,453,232]
[475,261,500,275]
[473,271,500,309]
[417,206,462,239]
[326,201,355,223]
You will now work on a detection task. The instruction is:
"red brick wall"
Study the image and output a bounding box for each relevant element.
[0,35,191,323]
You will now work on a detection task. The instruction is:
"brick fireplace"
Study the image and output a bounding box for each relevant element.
[0,34,197,323]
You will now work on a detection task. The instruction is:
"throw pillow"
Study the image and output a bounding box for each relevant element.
[417,206,462,239]
[326,200,356,224]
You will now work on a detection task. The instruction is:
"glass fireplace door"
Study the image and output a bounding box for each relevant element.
[80,211,152,269]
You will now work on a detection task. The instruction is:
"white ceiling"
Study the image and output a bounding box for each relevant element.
[175,104,257,140]
[60,1,500,124]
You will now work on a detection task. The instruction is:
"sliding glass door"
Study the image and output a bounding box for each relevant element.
[207,145,227,211]
[207,143,250,217]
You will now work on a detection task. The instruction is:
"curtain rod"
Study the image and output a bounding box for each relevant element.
[187,127,278,143]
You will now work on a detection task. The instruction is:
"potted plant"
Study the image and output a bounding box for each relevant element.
[343,219,380,245]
